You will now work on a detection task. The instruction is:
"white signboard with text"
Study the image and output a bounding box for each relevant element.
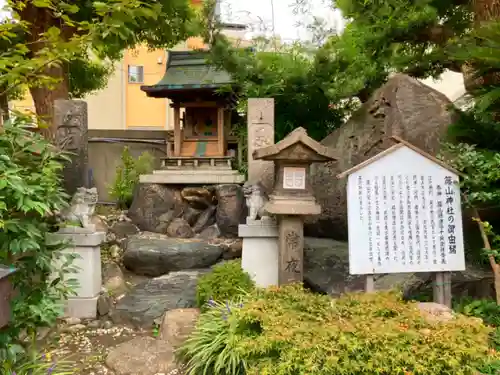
[346,145,465,275]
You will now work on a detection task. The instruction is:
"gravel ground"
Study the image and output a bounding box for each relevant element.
[41,321,153,375]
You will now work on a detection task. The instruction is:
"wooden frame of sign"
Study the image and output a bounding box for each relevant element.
[337,136,465,307]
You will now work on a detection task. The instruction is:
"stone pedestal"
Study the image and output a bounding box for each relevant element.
[47,229,105,319]
[238,219,279,288]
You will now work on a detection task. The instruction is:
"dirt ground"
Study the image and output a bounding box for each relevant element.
[41,322,154,375]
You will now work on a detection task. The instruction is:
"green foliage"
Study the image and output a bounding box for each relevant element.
[319,0,472,101]
[454,297,500,327]
[0,0,197,120]
[177,299,247,375]
[109,147,154,209]
[195,260,254,309]
[0,113,77,359]
[206,33,348,142]
[68,57,114,99]
[2,351,73,375]
[182,284,496,375]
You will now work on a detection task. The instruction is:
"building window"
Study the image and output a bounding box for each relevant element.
[128,65,144,83]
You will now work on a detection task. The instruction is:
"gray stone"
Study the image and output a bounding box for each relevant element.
[182,206,203,226]
[106,336,177,375]
[197,224,221,239]
[123,233,222,277]
[247,98,275,193]
[181,187,214,209]
[102,261,127,293]
[167,218,194,238]
[215,184,246,237]
[109,221,140,239]
[64,317,82,325]
[112,270,209,327]
[128,184,185,233]
[307,74,456,240]
[54,99,88,196]
[160,308,200,347]
[87,320,101,329]
[303,237,492,298]
[192,206,216,233]
[97,294,112,316]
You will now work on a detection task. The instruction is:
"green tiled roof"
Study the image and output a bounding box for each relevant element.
[141,50,232,97]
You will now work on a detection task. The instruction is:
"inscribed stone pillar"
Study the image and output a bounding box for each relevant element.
[247,98,275,192]
[54,100,89,196]
[278,215,304,285]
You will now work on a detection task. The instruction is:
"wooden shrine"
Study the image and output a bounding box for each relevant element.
[140,50,244,184]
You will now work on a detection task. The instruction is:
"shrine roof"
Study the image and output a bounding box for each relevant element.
[253,127,338,162]
[141,50,233,99]
[336,136,462,178]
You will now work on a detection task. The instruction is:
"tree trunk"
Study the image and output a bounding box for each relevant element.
[0,85,9,125]
[473,208,500,303]
[29,65,69,140]
[17,2,70,139]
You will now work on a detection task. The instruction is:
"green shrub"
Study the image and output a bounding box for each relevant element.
[109,146,154,209]
[182,284,497,375]
[177,299,246,375]
[196,260,254,309]
[454,297,500,327]
[0,115,77,360]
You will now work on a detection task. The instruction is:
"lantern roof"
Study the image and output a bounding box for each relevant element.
[252,127,337,163]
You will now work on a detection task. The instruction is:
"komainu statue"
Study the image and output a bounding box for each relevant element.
[60,187,98,228]
[242,182,271,222]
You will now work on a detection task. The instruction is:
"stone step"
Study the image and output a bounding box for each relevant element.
[140,171,245,184]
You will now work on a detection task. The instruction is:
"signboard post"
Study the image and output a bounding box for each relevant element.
[337,136,465,307]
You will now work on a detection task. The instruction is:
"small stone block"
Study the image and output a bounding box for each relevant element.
[64,295,99,319]
[238,223,279,237]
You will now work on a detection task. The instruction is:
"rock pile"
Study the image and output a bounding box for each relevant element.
[128,183,247,239]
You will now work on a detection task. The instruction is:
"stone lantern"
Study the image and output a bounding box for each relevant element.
[0,265,17,329]
[253,127,337,285]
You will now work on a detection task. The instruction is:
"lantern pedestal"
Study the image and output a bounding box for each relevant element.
[239,219,279,288]
[47,229,105,319]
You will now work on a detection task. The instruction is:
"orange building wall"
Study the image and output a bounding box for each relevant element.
[124,47,168,128]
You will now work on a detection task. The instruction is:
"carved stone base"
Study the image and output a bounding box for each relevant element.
[238,221,279,288]
[47,231,105,319]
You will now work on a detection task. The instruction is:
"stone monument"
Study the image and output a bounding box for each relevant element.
[247,98,275,192]
[239,182,279,287]
[47,187,105,319]
[253,127,337,285]
[54,99,89,196]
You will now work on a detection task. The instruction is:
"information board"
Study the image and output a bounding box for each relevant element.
[346,145,465,275]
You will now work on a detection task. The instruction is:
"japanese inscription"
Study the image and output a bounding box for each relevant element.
[347,146,465,275]
[283,167,306,190]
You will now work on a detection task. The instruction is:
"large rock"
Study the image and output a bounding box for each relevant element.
[160,308,200,347]
[123,233,222,276]
[303,237,493,298]
[215,184,246,237]
[109,221,140,240]
[112,270,209,327]
[307,74,456,240]
[128,183,185,233]
[106,336,177,375]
